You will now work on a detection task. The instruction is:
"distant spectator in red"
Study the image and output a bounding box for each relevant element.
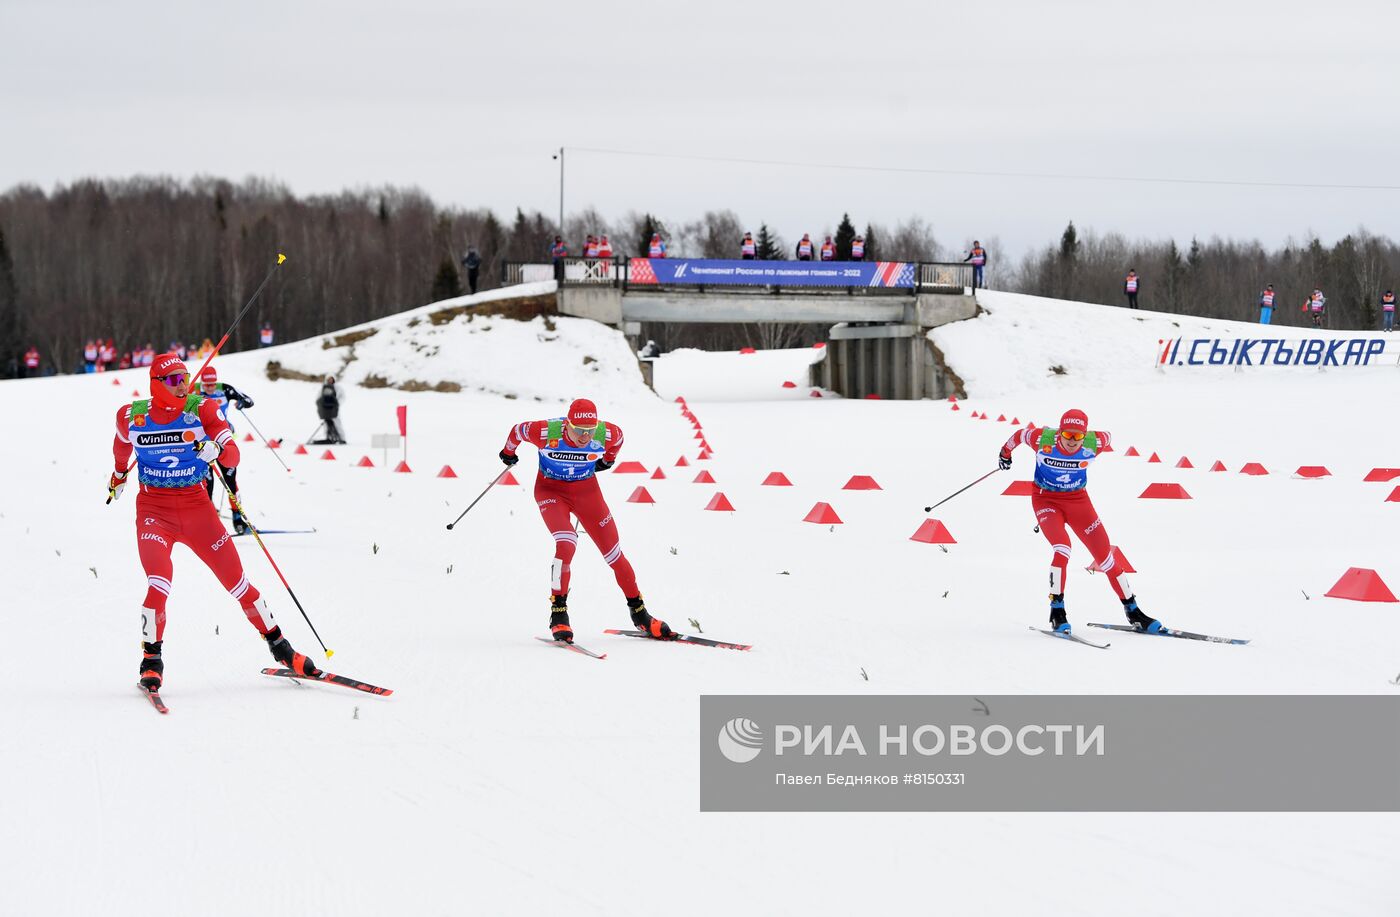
[648,233,667,258]
[964,241,987,288]
[740,231,756,260]
[851,235,866,262]
[597,235,614,259]
[119,351,133,370]
[101,337,117,370]
[1124,270,1140,309]
[795,233,814,261]
[23,346,40,377]
[820,236,836,261]
[584,235,599,258]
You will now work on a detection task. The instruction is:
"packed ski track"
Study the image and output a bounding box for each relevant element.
[3,286,1398,915]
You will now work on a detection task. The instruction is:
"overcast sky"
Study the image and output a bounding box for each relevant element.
[4,0,1398,260]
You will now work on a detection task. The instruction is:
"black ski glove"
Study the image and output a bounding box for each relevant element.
[998,449,1013,471]
[594,458,614,472]
[499,449,519,467]
[236,396,254,409]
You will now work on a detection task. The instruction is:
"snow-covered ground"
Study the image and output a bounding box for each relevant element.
[3,287,1399,916]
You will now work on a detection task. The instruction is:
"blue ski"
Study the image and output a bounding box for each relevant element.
[1087,623,1249,645]
[1028,625,1110,649]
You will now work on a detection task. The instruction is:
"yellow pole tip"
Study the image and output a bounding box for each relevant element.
[277,253,287,264]
[326,649,335,658]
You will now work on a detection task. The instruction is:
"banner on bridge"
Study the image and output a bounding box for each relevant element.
[628,258,916,288]
[1158,336,1392,367]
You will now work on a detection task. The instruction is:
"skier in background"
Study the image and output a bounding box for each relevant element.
[1258,285,1276,324]
[108,353,319,694]
[198,365,255,534]
[499,398,674,644]
[998,409,1163,636]
[1308,289,1326,328]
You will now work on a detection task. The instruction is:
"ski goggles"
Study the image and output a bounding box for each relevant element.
[157,373,188,386]
[565,422,597,441]
[1058,430,1086,442]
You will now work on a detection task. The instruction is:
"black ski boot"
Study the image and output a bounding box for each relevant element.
[1122,597,1165,634]
[139,641,164,691]
[1049,594,1069,634]
[549,594,573,643]
[265,626,321,676]
[231,511,249,536]
[628,595,674,640]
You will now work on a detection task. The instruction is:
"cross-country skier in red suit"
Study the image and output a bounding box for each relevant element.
[999,408,1163,635]
[109,353,320,691]
[500,398,674,643]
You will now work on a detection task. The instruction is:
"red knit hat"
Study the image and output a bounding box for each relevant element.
[200,365,219,385]
[1059,409,1088,433]
[567,398,598,427]
[149,353,186,380]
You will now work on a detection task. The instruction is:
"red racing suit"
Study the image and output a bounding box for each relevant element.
[502,418,639,599]
[113,397,276,643]
[1003,425,1134,602]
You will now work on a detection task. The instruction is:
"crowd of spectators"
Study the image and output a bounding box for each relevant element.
[13,321,278,378]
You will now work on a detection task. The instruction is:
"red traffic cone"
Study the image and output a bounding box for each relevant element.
[320,450,336,461]
[1239,462,1269,476]
[1139,483,1191,499]
[1385,486,1400,503]
[762,471,793,486]
[355,456,374,468]
[803,502,842,524]
[437,464,457,478]
[1002,480,1036,496]
[909,519,956,544]
[627,486,655,504]
[650,467,667,480]
[393,460,412,473]
[693,470,716,483]
[1124,446,1140,457]
[1147,452,1162,463]
[843,475,881,491]
[704,492,735,512]
[1175,456,1194,469]
[294,444,309,455]
[500,470,519,485]
[739,347,756,354]
[1364,468,1400,482]
[781,381,797,388]
[243,433,255,442]
[809,390,823,398]
[675,455,690,467]
[612,461,647,473]
[1324,568,1398,602]
[1209,460,1227,472]
[1295,466,1331,479]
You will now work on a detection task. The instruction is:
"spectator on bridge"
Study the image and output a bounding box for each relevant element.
[1258,285,1276,325]
[1382,290,1396,332]
[964,241,987,288]
[851,235,866,262]
[795,233,815,261]
[1124,269,1140,309]
[584,235,599,258]
[740,231,756,260]
[597,235,614,259]
[22,346,40,377]
[550,235,569,280]
[461,247,482,295]
[648,233,667,258]
[1308,289,1326,328]
[820,236,836,261]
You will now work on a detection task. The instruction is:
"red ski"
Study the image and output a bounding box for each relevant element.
[137,684,169,714]
[260,667,393,696]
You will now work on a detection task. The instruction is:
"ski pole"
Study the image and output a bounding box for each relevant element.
[237,407,291,472]
[923,467,1002,513]
[445,468,511,530]
[211,470,334,658]
[112,253,288,484]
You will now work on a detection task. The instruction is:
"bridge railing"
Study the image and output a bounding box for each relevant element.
[501,259,975,294]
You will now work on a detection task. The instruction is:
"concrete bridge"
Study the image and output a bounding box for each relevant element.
[504,259,980,399]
